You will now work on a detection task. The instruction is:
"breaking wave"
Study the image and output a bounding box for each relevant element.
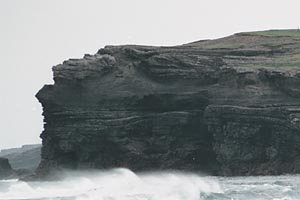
[0,168,300,200]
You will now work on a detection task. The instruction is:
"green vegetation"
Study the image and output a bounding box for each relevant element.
[244,29,300,37]
[193,29,300,69]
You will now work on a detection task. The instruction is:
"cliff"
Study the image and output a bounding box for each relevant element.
[36,30,300,176]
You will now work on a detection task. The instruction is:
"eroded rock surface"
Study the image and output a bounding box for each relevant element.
[36,30,300,176]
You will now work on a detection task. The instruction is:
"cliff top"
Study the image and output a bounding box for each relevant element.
[241,29,300,37]
[49,30,300,74]
[181,30,300,71]
[92,29,300,71]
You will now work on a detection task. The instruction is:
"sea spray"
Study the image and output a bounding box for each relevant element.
[0,168,221,200]
[0,169,300,200]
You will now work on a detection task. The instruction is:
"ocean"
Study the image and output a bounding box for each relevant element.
[0,168,299,200]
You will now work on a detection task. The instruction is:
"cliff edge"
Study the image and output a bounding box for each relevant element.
[36,30,300,176]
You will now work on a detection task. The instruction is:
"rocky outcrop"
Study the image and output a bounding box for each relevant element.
[0,144,41,170]
[0,158,14,179]
[36,30,300,176]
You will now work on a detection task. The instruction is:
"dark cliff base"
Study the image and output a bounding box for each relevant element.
[36,30,300,177]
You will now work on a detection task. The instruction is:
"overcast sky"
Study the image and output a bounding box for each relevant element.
[0,0,300,150]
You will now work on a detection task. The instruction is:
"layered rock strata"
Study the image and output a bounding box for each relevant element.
[36,30,300,176]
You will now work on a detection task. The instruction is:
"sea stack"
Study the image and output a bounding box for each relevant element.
[36,30,300,176]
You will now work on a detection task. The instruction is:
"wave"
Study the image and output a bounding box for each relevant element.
[1,169,300,200]
[0,168,222,200]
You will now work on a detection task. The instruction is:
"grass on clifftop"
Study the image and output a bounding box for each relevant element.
[186,29,300,69]
[244,29,300,37]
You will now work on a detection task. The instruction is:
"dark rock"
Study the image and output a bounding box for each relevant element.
[0,158,14,179]
[0,144,41,170]
[36,30,300,177]
[204,105,300,175]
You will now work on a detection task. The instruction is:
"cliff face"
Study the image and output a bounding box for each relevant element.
[36,30,300,176]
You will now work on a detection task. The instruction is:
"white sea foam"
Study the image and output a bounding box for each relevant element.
[0,169,300,200]
[0,168,221,200]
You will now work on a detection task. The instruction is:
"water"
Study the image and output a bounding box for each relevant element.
[0,168,299,200]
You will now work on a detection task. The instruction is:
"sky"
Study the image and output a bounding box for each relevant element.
[0,0,300,150]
